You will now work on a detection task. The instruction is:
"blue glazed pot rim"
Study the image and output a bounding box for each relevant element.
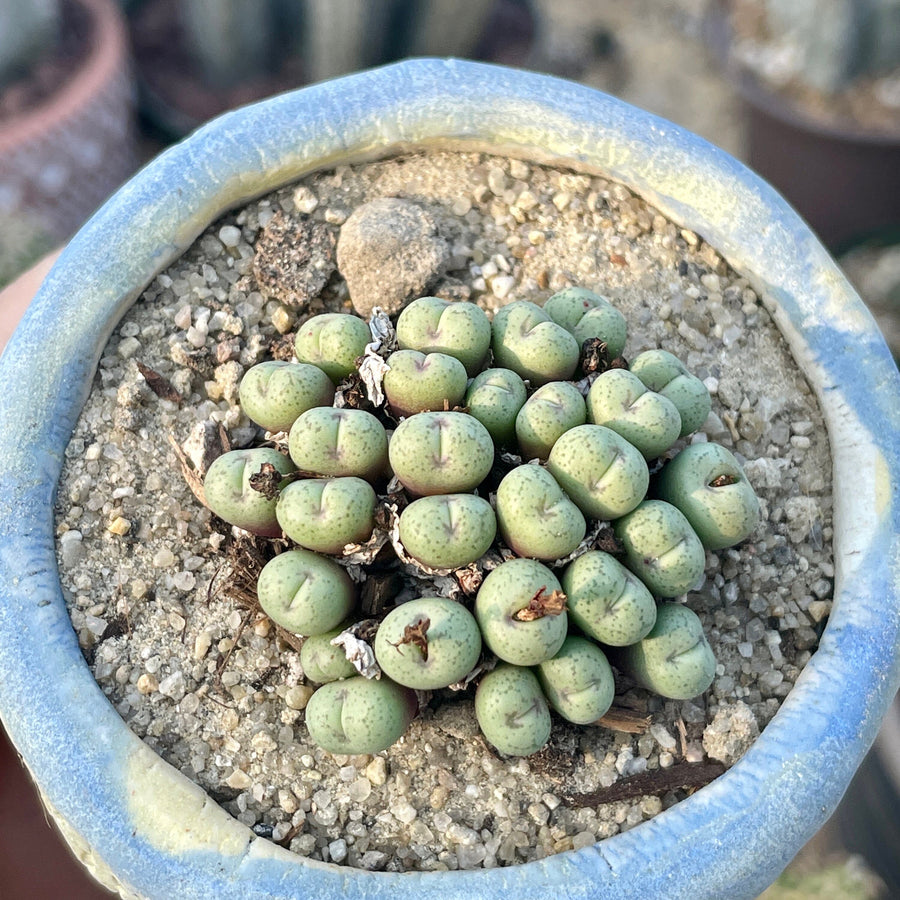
[1,59,899,900]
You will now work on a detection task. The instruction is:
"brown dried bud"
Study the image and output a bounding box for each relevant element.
[392,616,431,660]
[248,462,283,500]
[513,586,567,622]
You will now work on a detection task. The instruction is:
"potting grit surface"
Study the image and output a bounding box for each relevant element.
[55,149,833,871]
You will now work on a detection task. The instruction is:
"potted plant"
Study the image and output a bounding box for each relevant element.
[127,0,530,139]
[712,0,900,251]
[0,0,137,279]
[1,58,899,900]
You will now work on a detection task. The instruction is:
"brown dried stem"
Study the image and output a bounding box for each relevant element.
[561,761,726,807]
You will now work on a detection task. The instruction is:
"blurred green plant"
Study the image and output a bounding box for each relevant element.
[175,0,497,88]
[0,214,55,291]
[734,0,900,94]
[760,857,884,899]
[766,0,900,92]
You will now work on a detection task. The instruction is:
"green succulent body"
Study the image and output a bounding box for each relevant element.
[214,282,744,758]
[396,296,492,374]
[388,411,494,495]
[514,380,587,461]
[542,286,605,332]
[383,349,468,417]
[294,312,370,381]
[398,493,496,569]
[288,406,389,481]
[536,635,615,725]
[256,549,356,636]
[614,499,707,597]
[572,304,628,359]
[475,558,568,666]
[202,447,296,536]
[542,287,628,359]
[630,349,711,436]
[616,602,716,700]
[304,675,417,755]
[464,367,528,446]
[276,476,376,554]
[495,464,586,560]
[561,550,657,646]
[475,664,551,757]
[656,442,761,550]
[238,361,335,433]
[299,625,358,683]
[491,300,580,385]
[374,597,482,690]
[587,368,682,459]
[546,423,649,520]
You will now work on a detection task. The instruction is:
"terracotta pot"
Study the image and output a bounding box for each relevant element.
[1,59,899,900]
[0,0,137,242]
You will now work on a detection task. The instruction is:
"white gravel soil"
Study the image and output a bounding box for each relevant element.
[55,150,833,871]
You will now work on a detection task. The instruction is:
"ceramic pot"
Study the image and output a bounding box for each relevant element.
[1,58,899,900]
[0,0,137,243]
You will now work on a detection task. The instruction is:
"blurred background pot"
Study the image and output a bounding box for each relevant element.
[738,71,900,252]
[126,0,536,139]
[1,58,899,900]
[709,0,900,253]
[0,0,137,285]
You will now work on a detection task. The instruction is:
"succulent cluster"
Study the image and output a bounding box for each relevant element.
[200,288,760,757]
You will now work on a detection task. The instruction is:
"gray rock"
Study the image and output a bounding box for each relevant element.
[336,198,449,318]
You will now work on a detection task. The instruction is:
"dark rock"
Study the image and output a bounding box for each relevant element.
[252,211,336,308]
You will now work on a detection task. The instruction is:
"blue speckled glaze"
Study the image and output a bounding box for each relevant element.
[1,59,899,900]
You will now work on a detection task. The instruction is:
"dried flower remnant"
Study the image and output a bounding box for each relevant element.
[513,586,567,622]
[392,617,431,660]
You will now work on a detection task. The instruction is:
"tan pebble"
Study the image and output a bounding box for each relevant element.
[221,709,240,731]
[292,185,319,214]
[137,673,159,694]
[509,159,531,181]
[271,306,294,335]
[193,631,213,660]
[552,191,572,211]
[807,599,831,623]
[365,756,387,786]
[429,785,449,809]
[285,685,314,710]
[278,789,299,814]
[253,617,272,637]
[226,768,253,790]
[107,516,131,536]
